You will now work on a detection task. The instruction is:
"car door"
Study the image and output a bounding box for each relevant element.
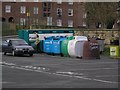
[7,40,13,53]
[2,40,9,52]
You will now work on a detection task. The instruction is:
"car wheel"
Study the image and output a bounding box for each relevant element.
[12,50,16,56]
[29,53,33,57]
[60,53,63,57]
[4,52,6,55]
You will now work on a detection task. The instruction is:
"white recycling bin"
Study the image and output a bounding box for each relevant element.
[74,36,88,41]
[68,36,88,58]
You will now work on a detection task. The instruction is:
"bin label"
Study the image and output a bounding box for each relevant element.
[110,47,117,56]
[89,43,99,50]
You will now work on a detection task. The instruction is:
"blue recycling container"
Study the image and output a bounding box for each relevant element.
[43,36,54,54]
[52,36,67,55]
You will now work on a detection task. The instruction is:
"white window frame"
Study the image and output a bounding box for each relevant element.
[68,0,73,5]
[47,17,52,26]
[83,13,87,18]
[57,0,62,4]
[68,9,73,16]
[5,5,11,13]
[57,19,62,26]
[20,6,26,14]
[33,18,39,24]
[68,20,73,27]
[21,0,26,1]
[34,0,39,2]
[33,7,39,14]
[83,21,86,27]
[57,8,62,16]
[20,18,26,26]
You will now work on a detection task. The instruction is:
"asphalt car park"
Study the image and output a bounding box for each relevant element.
[1,53,119,88]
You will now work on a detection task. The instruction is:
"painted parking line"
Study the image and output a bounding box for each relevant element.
[3,65,118,84]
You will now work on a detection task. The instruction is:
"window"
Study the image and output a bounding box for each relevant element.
[68,0,73,5]
[68,9,73,16]
[33,7,39,14]
[83,13,87,18]
[68,20,73,27]
[57,8,62,17]
[20,18,26,25]
[33,18,39,24]
[20,6,26,14]
[21,0,26,1]
[43,13,47,17]
[57,0,62,4]
[57,19,62,26]
[83,22,86,26]
[5,5,11,13]
[47,17,52,26]
[34,0,39,2]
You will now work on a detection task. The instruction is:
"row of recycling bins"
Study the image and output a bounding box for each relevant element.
[32,36,100,59]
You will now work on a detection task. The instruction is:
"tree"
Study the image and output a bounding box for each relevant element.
[85,2,117,29]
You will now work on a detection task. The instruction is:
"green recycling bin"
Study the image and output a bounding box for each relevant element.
[110,46,119,57]
[61,36,74,57]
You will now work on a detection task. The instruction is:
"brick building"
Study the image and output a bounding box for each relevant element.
[1,1,86,28]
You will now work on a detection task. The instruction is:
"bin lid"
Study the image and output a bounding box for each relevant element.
[45,36,54,40]
[74,36,88,41]
[67,36,74,40]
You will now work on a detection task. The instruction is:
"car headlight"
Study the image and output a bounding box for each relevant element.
[29,47,34,50]
[15,48,23,51]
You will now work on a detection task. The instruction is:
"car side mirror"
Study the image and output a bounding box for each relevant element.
[8,43,12,46]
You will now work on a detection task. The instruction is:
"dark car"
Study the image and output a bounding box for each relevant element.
[2,39,34,56]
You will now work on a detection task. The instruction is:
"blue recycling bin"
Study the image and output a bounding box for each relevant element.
[43,36,54,54]
[52,36,67,55]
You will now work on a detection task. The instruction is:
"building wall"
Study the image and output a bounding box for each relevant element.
[2,2,85,28]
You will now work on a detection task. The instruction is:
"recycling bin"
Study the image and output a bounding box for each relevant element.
[52,36,67,55]
[96,38,105,53]
[43,36,54,54]
[110,40,119,45]
[74,36,88,41]
[18,30,24,39]
[83,39,100,59]
[68,36,88,58]
[18,29,74,53]
[110,46,119,57]
[61,36,74,57]
[110,39,119,57]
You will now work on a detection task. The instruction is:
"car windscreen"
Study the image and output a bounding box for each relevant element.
[2,41,8,45]
[11,40,28,46]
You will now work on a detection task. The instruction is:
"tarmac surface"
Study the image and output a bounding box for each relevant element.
[1,53,119,88]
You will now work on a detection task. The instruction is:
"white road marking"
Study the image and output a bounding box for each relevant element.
[56,71,84,75]
[92,79,117,84]
[3,65,118,84]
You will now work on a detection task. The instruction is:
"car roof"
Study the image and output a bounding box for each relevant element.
[4,38,25,42]
[6,38,24,41]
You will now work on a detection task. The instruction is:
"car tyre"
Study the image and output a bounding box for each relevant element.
[12,50,16,56]
[4,52,6,55]
[29,53,33,57]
